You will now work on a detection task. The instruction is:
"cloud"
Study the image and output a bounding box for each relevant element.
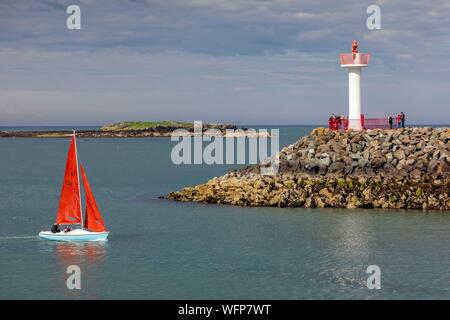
[1,0,449,58]
[0,0,449,125]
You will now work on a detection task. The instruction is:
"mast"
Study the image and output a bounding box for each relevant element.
[73,130,84,228]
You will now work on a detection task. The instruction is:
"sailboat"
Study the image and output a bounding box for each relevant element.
[39,132,109,242]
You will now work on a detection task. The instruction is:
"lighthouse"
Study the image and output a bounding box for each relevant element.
[340,41,370,130]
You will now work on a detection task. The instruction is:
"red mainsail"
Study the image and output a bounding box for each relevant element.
[80,164,107,232]
[56,136,82,225]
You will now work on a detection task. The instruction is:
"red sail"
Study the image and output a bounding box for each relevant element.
[80,164,107,232]
[56,136,82,225]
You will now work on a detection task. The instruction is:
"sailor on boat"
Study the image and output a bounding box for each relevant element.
[51,224,60,233]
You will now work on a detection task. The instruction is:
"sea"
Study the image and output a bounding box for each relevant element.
[1,125,450,299]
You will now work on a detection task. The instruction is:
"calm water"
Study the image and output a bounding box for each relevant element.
[1,126,450,299]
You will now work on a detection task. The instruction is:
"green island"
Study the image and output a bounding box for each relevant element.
[101,121,195,131]
[0,121,238,138]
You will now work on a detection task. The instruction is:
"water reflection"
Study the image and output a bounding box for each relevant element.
[316,214,372,292]
[41,241,108,299]
[333,215,371,259]
[54,241,107,266]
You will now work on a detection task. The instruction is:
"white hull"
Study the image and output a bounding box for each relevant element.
[39,229,109,242]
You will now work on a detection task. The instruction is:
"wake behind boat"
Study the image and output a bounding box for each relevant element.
[39,131,109,242]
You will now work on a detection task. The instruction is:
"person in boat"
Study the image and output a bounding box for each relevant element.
[63,226,72,233]
[51,223,60,233]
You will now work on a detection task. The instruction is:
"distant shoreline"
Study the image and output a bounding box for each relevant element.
[0,121,270,138]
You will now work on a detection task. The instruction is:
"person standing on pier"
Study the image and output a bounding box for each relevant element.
[388,116,393,129]
[400,112,406,128]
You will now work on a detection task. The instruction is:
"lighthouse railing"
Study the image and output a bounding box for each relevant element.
[363,118,390,129]
[329,116,391,131]
[339,53,370,65]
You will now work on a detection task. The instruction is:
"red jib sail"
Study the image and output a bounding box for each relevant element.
[56,136,82,225]
[80,164,107,232]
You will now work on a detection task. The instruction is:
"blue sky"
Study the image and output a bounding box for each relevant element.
[0,0,449,125]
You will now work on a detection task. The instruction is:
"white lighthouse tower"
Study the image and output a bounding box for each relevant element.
[340,41,370,130]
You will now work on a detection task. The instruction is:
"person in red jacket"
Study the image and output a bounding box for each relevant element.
[396,114,401,128]
[352,40,358,61]
[329,115,337,130]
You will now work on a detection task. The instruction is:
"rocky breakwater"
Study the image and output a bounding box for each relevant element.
[167,127,450,210]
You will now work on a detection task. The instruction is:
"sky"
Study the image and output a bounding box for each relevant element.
[0,0,449,125]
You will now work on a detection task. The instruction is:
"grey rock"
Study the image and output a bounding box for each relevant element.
[318,154,331,167]
[328,161,345,173]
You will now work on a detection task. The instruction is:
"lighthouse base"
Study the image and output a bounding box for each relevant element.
[348,118,363,131]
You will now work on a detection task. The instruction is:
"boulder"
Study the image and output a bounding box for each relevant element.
[328,161,345,173]
[410,169,422,179]
[394,149,406,160]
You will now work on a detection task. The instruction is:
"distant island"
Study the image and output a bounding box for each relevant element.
[0,121,243,138]
[102,121,198,131]
[167,127,450,210]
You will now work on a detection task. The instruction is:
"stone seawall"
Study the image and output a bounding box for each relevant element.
[167,127,450,210]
